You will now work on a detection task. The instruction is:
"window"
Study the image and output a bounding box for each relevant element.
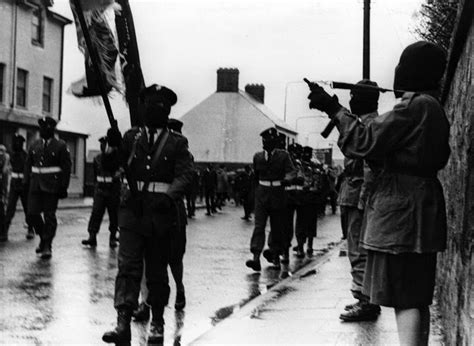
[16,69,28,108]
[0,64,4,104]
[31,6,43,46]
[43,77,53,113]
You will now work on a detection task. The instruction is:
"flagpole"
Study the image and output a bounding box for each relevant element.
[71,0,118,130]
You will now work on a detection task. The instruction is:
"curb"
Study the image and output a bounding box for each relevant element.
[190,242,343,345]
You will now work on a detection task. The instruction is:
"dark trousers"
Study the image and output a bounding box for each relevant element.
[5,185,31,232]
[204,189,216,214]
[114,229,171,317]
[295,203,318,244]
[185,192,196,217]
[283,202,298,250]
[27,191,59,247]
[241,192,252,218]
[329,191,337,214]
[0,199,5,237]
[340,206,369,301]
[87,188,119,234]
[250,188,286,256]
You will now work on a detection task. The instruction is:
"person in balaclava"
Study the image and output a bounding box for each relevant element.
[337,80,382,322]
[4,134,35,241]
[24,116,71,259]
[82,135,121,248]
[245,127,296,272]
[102,84,194,345]
[307,41,449,346]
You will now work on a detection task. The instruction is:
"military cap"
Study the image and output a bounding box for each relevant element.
[13,133,26,144]
[38,116,57,129]
[259,127,279,140]
[98,136,108,144]
[303,146,313,155]
[139,84,178,107]
[168,118,184,133]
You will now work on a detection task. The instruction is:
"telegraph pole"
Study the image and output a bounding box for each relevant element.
[363,0,371,79]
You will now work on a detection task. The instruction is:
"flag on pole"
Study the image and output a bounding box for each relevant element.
[69,0,119,97]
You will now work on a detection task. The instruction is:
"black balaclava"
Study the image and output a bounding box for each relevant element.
[349,79,380,116]
[140,85,177,129]
[12,135,25,152]
[262,137,277,153]
[393,41,447,98]
[302,147,313,162]
[39,125,55,140]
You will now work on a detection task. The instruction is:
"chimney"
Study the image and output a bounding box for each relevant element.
[217,68,239,92]
[245,84,265,103]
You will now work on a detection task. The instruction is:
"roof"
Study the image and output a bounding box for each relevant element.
[180,90,297,163]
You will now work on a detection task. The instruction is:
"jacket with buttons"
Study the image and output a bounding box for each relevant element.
[24,137,72,195]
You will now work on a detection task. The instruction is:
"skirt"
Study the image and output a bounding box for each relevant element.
[362,250,437,309]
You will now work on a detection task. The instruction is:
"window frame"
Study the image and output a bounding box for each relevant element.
[42,76,53,114]
[16,68,28,109]
[0,63,5,105]
[31,6,44,47]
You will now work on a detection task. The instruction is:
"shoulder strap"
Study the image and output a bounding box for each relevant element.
[142,129,170,192]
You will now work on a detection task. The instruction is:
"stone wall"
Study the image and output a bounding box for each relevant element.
[437,0,473,344]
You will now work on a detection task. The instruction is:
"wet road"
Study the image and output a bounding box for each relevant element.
[0,203,341,345]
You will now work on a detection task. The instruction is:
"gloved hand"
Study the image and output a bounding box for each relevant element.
[107,127,122,147]
[307,83,341,116]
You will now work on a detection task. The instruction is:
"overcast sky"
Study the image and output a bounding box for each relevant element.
[52,0,424,150]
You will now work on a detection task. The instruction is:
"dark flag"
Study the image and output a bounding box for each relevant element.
[69,0,119,97]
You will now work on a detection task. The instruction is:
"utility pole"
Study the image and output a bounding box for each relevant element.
[363,0,370,79]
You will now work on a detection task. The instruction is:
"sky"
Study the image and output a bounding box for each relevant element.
[52,0,424,152]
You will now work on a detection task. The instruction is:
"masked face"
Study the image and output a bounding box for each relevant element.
[12,140,23,152]
[349,94,378,116]
[143,101,171,129]
[39,127,54,140]
[262,138,276,152]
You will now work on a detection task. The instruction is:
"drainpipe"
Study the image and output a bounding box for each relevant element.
[10,0,18,109]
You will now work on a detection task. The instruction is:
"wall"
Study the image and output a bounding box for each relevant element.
[437,1,473,344]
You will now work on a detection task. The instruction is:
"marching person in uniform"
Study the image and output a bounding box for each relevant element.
[307,41,449,346]
[82,136,121,248]
[102,84,193,345]
[245,127,296,271]
[294,146,319,258]
[337,80,381,322]
[24,117,71,259]
[4,134,34,241]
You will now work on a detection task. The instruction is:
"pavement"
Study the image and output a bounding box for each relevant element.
[192,244,446,345]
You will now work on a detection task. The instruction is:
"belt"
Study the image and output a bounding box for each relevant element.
[259,180,282,187]
[31,166,62,174]
[97,176,113,183]
[11,172,24,179]
[285,185,304,191]
[136,181,170,193]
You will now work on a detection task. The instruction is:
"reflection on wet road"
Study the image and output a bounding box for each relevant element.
[0,206,340,345]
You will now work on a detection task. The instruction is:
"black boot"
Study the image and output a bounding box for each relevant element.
[109,232,118,248]
[40,241,52,260]
[132,302,150,322]
[82,233,97,247]
[339,301,381,322]
[35,239,44,253]
[148,307,165,344]
[102,309,132,344]
[26,227,35,240]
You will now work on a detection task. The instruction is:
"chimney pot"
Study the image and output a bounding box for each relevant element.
[217,68,239,92]
[245,84,265,103]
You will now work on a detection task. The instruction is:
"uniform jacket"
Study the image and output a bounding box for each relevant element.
[93,153,121,193]
[0,153,10,198]
[253,149,296,210]
[338,112,378,209]
[202,169,217,191]
[334,92,450,254]
[24,137,72,194]
[117,127,194,236]
[9,151,28,191]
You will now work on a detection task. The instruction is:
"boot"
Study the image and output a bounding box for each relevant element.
[102,309,132,343]
[35,239,45,253]
[245,258,261,271]
[339,301,381,322]
[81,233,97,247]
[132,302,150,322]
[40,242,52,260]
[109,232,118,248]
[175,289,186,311]
[262,249,275,264]
[26,227,35,240]
[295,243,305,259]
[147,321,164,344]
